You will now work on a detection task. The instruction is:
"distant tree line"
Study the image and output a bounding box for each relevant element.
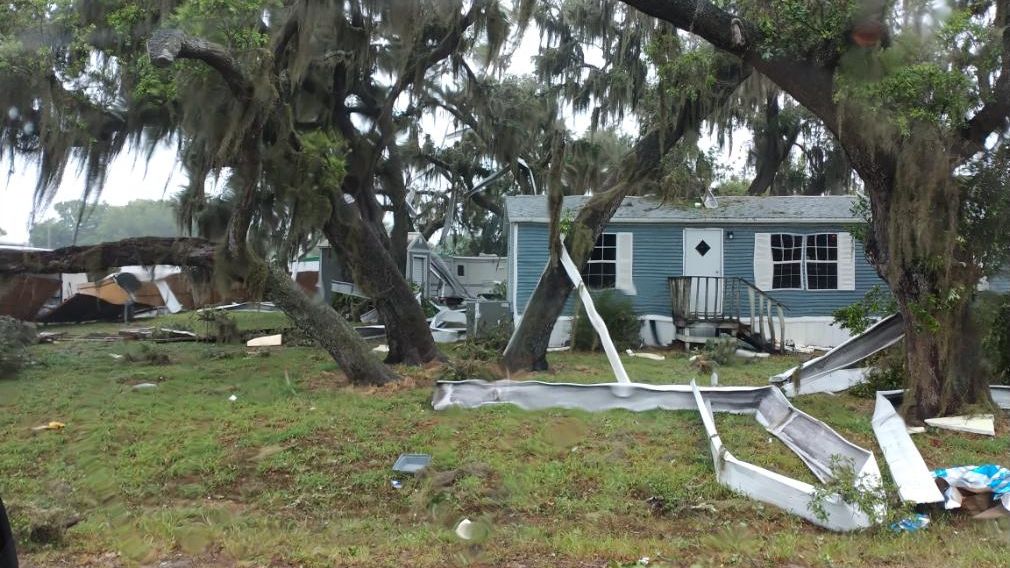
[29,200,179,249]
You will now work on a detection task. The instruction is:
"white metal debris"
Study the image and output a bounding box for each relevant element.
[924,414,995,436]
[557,241,631,383]
[454,518,475,540]
[433,379,884,531]
[871,390,945,505]
[781,368,873,397]
[690,380,882,531]
[429,306,467,343]
[246,334,282,347]
[626,349,665,361]
[735,349,770,359]
[771,314,904,390]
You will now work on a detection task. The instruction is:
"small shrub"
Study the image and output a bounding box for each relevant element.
[984,296,1010,384]
[571,290,640,351]
[832,285,898,335]
[195,309,240,344]
[123,343,171,365]
[849,344,906,398]
[0,316,36,379]
[455,321,512,362]
[438,359,503,382]
[808,456,891,526]
[702,336,739,366]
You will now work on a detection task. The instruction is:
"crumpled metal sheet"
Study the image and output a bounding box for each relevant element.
[690,381,883,531]
[433,379,884,531]
[781,368,872,397]
[872,390,945,505]
[771,314,904,389]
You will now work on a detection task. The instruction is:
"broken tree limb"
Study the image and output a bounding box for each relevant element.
[0,237,217,275]
[148,29,253,100]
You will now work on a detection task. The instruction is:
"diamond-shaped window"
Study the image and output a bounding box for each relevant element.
[695,240,711,257]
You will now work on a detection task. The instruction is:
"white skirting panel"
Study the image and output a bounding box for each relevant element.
[522,314,853,349]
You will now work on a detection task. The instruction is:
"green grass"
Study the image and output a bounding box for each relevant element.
[40,309,292,338]
[2,320,1010,567]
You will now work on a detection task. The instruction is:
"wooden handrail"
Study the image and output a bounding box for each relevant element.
[668,276,789,352]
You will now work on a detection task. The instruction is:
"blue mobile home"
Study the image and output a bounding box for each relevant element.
[505,195,887,349]
[982,271,1010,294]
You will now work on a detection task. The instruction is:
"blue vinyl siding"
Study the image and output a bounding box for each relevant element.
[989,272,1010,294]
[720,225,884,316]
[512,221,886,318]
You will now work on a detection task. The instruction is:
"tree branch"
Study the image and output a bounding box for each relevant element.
[0,237,217,275]
[960,20,1010,151]
[148,29,253,100]
[619,0,839,128]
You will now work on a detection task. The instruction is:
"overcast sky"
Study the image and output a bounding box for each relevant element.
[1,143,186,243]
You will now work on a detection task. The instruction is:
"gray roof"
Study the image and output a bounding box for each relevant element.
[505,195,862,224]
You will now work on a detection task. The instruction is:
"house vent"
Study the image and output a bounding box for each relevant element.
[703,189,718,209]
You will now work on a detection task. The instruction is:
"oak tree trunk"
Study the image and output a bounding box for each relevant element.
[503,58,749,372]
[863,136,993,420]
[324,194,444,366]
[264,264,396,385]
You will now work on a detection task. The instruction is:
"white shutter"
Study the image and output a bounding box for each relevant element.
[753,233,773,291]
[837,232,856,291]
[615,232,636,295]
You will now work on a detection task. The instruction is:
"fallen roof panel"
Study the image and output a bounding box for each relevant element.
[872,390,946,505]
[434,379,884,531]
[691,381,881,531]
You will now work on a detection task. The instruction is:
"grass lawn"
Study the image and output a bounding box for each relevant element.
[2,314,1010,567]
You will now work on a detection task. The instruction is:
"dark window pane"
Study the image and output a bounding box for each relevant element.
[601,246,616,261]
[590,246,603,261]
[807,262,838,289]
[601,234,616,247]
[582,261,616,289]
[806,234,838,261]
[773,261,802,289]
[457,265,465,277]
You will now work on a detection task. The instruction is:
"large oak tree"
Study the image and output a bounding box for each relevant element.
[605,0,1010,419]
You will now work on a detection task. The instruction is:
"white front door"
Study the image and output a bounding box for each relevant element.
[683,229,724,316]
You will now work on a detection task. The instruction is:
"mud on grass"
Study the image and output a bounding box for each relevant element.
[2,319,1010,566]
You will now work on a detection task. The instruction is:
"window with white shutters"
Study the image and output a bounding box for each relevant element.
[756,232,855,291]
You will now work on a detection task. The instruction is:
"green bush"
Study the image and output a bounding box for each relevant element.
[984,296,1010,384]
[571,290,640,351]
[195,309,240,344]
[832,285,897,335]
[0,316,36,378]
[455,321,512,362]
[849,344,906,398]
[702,336,739,366]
